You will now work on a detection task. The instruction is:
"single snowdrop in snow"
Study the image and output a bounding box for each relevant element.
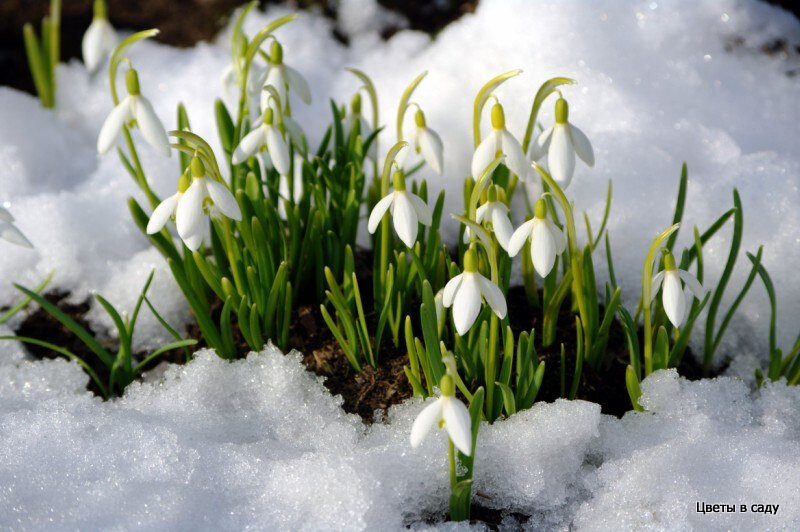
[97,69,170,157]
[443,247,507,335]
[368,170,432,248]
[81,0,117,73]
[508,198,566,278]
[529,97,594,188]
[650,250,706,327]
[232,107,290,174]
[410,374,472,456]
[471,102,528,179]
[408,108,444,175]
[147,156,241,251]
[0,205,32,248]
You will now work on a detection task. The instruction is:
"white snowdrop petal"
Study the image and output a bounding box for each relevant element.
[146,193,180,234]
[407,194,432,227]
[569,124,595,167]
[0,221,33,248]
[546,219,567,254]
[649,271,666,303]
[410,400,443,448]
[367,194,395,234]
[392,193,419,248]
[452,274,482,336]
[478,275,507,319]
[662,271,686,326]
[442,398,473,456]
[266,127,291,175]
[263,67,287,109]
[475,203,489,224]
[82,21,105,72]
[490,205,514,251]
[531,219,557,277]
[183,230,204,252]
[548,124,576,188]
[500,130,529,178]
[133,97,171,157]
[442,274,463,307]
[284,115,306,148]
[0,206,14,223]
[175,179,207,239]
[471,131,498,179]
[529,125,553,161]
[97,99,132,154]
[678,270,706,300]
[284,65,312,105]
[232,127,266,165]
[507,219,535,257]
[205,179,242,221]
[418,127,444,175]
[292,153,304,203]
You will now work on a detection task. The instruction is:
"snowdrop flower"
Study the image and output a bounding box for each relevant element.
[507,198,566,278]
[97,69,170,157]
[257,41,311,111]
[650,251,706,327]
[474,185,514,250]
[232,108,290,175]
[82,0,117,73]
[442,248,507,335]
[277,153,304,219]
[408,109,443,175]
[471,102,528,179]
[147,157,241,251]
[367,171,432,248]
[410,374,472,456]
[528,97,594,188]
[347,93,376,159]
[0,206,32,248]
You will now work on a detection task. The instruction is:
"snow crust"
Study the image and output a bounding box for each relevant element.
[0,347,798,529]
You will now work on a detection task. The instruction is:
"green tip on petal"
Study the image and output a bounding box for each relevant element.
[270,40,283,64]
[440,374,455,397]
[125,69,140,96]
[93,0,108,20]
[351,92,362,115]
[555,98,569,124]
[663,250,677,271]
[534,198,547,219]
[490,102,505,130]
[190,156,205,178]
[392,170,406,191]
[414,109,426,128]
[177,172,191,193]
[463,247,478,273]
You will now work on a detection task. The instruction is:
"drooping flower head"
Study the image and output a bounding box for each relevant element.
[471,102,528,180]
[529,97,594,189]
[442,247,507,335]
[97,68,170,157]
[0,205,32,248]
[507,198,566,278]
[474,185,514,251]
[82,0,117,73]
[232,107,290,176]
[257,40,311,112]
[410,374,472,456]
[408,108,443,175]
[650,250,706,327]
[147,156,241,251]
[367,170,432,248]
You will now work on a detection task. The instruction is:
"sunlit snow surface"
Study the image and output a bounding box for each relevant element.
[1,0,800,528]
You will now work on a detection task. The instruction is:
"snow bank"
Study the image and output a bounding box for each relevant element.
[1,0,798,367]
[0,347,798,529]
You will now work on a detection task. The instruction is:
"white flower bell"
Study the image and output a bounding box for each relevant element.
[82,0,117,73]
[528,98,594,188]
[650,251,706,327]
[507,198,566,278]
[474,185,514,251]
[442,248,507,335]
[147,156,241,251]
[232,108,290,175]
[97,69,170,157]
[0,206,32,248]
[410,374,472,456]
[277,153,304,220]
[367,171,432,248]
[257,41,311,111]
[471,102,528,179]
[408,109,443,175]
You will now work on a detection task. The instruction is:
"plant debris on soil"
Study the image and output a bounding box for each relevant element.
[12,249,712,420]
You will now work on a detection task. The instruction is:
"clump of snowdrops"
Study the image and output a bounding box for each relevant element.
[4,0,794,521]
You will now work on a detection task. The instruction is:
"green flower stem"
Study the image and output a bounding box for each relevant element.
[122,126,159,208]
[641,224,680,375]
[472,70,521,148]
[396,71,427,142]
[448,439,457,490]
[521,77,575,153]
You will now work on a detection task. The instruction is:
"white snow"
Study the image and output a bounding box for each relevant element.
[0,348,798,529]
